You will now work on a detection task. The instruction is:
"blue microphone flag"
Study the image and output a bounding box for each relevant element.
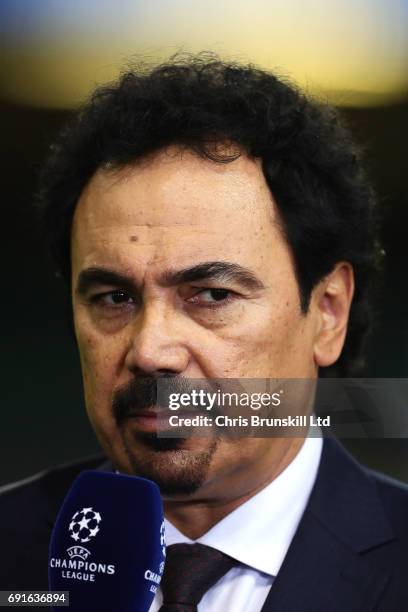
[48,470,165,611]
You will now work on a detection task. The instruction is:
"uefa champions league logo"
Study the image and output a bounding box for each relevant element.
[69,507,102,543]
[49,506,116,578]
[144,521,166,593]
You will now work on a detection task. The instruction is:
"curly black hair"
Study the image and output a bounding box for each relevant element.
[37,53,382,376]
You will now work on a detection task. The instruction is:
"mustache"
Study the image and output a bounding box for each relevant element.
[113,376,197,424]
[112,377,250,425]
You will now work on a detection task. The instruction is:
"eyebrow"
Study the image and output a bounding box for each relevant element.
[160,261,265,291]
[76,268,136,297]
[76,261,266,296]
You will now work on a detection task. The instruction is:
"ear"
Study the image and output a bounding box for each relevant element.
[312,262,355,368]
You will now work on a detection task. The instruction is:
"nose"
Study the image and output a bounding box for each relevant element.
[124,301,190,376]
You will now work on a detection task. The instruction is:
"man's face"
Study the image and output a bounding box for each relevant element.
[71,147,324,499]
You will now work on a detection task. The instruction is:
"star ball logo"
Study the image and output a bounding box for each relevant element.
[160,520,166,559]
[69,507,102,543]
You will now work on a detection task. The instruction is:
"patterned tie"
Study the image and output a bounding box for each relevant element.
[158,543,238,611]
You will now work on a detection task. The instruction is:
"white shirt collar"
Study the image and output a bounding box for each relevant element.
[164,434,323,577]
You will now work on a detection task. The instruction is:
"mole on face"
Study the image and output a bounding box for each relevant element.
[130,235,138,242]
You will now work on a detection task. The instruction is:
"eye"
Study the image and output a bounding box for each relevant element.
[92,290,134,306]
[186,288,236,307]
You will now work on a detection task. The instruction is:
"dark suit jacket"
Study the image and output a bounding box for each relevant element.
[0,437,407,611]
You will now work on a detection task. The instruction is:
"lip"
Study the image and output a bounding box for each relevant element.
[122,408,171,433]
[122,409,200,433]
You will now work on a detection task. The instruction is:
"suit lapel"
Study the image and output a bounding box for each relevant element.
[261,438,394,612]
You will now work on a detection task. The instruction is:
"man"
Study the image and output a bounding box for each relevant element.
[1,55,407,610]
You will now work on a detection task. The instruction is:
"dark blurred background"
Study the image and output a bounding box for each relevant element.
[1,0,407,485]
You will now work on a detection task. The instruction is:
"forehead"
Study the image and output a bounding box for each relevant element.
[71,146,285,273]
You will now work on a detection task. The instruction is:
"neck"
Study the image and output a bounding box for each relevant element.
[163,437,304,539]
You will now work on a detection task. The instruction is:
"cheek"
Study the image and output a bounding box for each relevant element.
[77,335,123,452]
[75,321,123,416]
[211,300,310,377]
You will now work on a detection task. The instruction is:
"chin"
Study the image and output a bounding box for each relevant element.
[122,435,219,496]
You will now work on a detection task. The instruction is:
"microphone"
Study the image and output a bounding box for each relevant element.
[48,470,166,611]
